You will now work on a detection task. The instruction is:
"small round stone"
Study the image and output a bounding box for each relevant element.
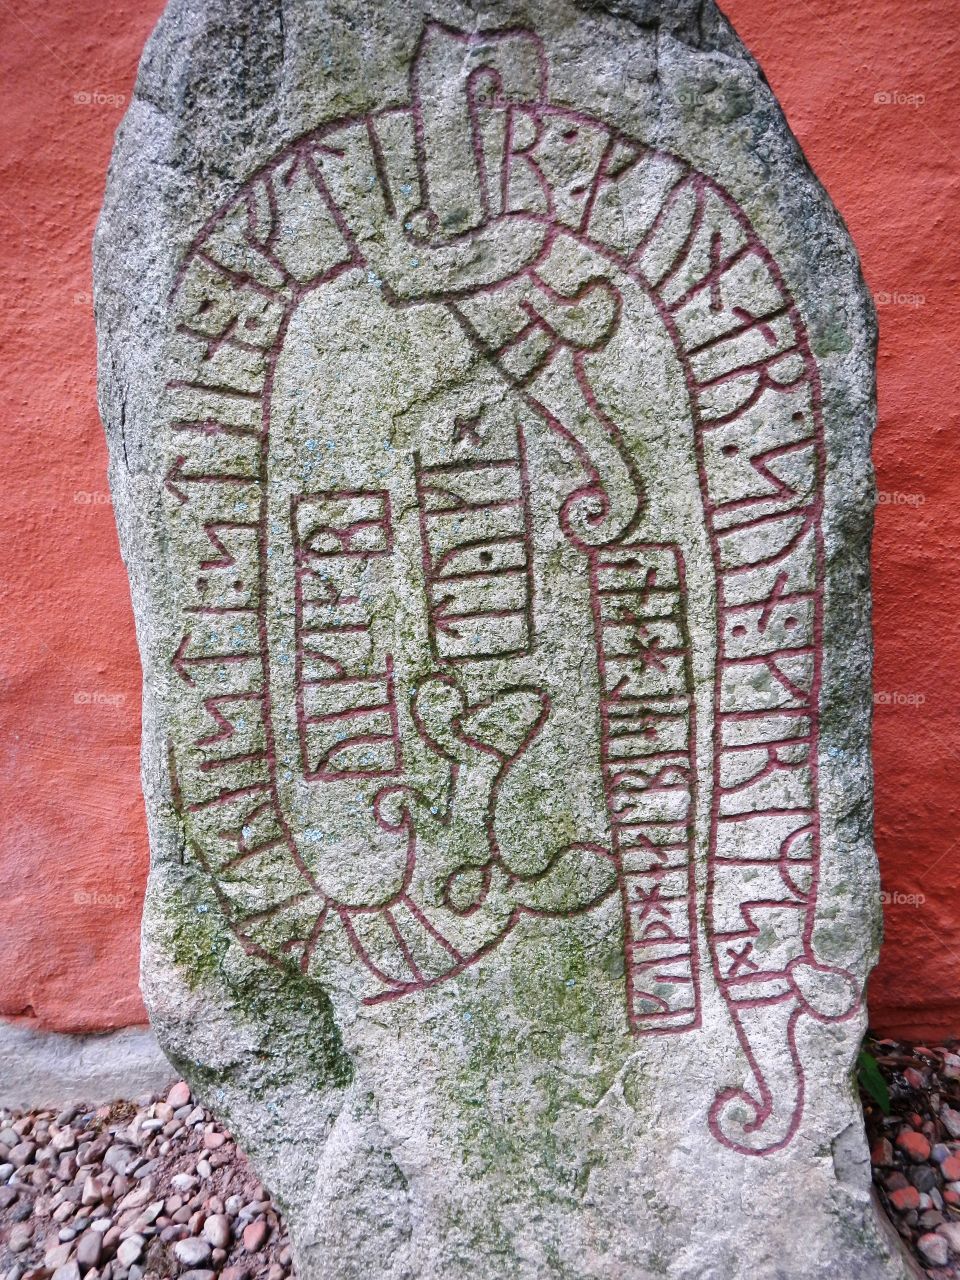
[8,1224,33,1254]
[75,1229,103,1272]
[173,1237,212,1268]
[116,1236,145,1268]
[917,1232,949,1267]
[241,1220,268,1253]
[167,1083,192,1110]
[896,1128,931,1163]
[908,1164,938,1192]
[202,1214,231,1250]
[889,1185,921,1212]
[51,1263,82,1280]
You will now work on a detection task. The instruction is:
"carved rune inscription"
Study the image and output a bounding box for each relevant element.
[163,20,859,1155]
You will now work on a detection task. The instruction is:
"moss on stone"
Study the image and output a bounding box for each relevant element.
[157,856,353,1092]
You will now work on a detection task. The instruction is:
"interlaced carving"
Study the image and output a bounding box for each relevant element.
[162,18,859,1156]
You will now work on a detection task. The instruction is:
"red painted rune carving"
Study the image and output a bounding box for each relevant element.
[163,18,859,1157]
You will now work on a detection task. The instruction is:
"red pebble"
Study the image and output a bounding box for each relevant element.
[944,1190,960,1206]
[889,1185,921,1212]
[871,1138,894,1167]
[941,1155,960,1180]
[904,1067,925,1088]
[242,1220,269,1253]
[896,1128,932,1162]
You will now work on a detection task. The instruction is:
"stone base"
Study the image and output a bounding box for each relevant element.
[0,1019,175,1110]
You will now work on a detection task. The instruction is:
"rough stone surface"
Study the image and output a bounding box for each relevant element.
[95,1,910,1277]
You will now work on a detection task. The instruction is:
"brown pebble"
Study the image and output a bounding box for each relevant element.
[102,1225,123,1253]
[75,1229,103,1272]
[167,1081,192,1109]
[242,1219,269,1253]
[45,1243,73,1270]
[869,1137,893,1167]
[51,1264,81,1280]
[8,1222,34,1253]
[9,1141,37,1168]
[81,1175,102,1207]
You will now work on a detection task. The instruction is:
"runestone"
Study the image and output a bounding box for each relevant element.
[96,2,910,1277]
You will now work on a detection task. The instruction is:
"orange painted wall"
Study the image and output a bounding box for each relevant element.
[1,0,957,1038]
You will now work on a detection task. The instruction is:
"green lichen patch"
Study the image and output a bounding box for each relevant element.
[155,863,353,1094]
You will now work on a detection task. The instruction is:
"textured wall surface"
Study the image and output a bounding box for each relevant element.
[1,0,957,1038]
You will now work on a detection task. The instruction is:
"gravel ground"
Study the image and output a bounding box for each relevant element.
[0,1082,291,1280]
[2,1041,959,1280]
[863,1036,960,1277]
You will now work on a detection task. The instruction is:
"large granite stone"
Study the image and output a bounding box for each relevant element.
[95,2,910,1276]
